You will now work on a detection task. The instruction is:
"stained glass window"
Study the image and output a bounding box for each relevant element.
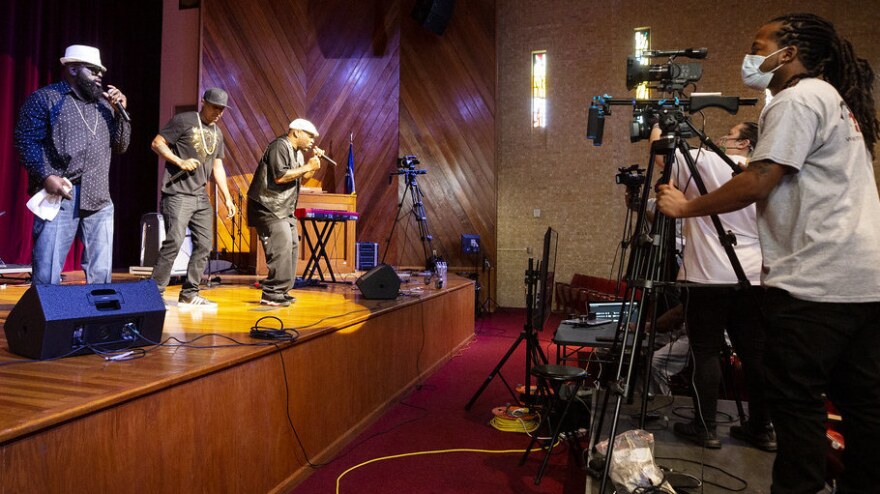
[634,28,651,99]
[532,51,547,128]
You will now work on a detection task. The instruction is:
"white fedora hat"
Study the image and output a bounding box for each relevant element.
[60,45,106,72]
[289,118,319,137]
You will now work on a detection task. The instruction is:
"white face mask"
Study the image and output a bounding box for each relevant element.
[741,47,786,90]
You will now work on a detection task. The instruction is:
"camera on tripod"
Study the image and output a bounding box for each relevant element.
[615,164,645,189]
[626,47,706,92]
[587,48,758,147]
[391,155,427,181]
[587,48,711,146]
[397,155,420,170]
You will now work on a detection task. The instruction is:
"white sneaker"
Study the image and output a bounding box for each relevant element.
[178,295,217,307]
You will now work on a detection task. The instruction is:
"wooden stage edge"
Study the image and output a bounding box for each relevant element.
[0,274,475,493]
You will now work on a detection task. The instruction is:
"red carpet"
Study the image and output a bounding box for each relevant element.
[290,309,587,493]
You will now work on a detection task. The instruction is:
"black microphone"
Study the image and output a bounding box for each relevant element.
[115,103,131,122]
[104,87,130,121]
[169,168,192,181]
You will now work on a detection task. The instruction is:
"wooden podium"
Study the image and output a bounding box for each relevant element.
[252,191,356,277]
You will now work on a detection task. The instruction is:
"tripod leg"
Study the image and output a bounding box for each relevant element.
[465,330,528,410]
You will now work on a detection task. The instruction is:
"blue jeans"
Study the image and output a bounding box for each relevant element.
[151,193,213,300]
[31,183,114,285]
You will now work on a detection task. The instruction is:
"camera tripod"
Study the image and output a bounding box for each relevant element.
[465,258,547,410]
[480,255,497,314]
[382,167,441,270]
[591,114,754,493]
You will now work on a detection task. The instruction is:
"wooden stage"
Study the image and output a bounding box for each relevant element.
[0,273,474,493]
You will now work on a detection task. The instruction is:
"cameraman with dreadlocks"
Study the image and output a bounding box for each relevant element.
[657,13,880,494]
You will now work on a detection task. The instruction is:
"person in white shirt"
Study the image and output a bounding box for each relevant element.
[653,121,773,451]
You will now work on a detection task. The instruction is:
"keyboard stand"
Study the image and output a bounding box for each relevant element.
[299,218,344,282]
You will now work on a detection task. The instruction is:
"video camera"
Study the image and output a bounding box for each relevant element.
[629,105,697,143]
[626,48,707,93]
[397,155,420,169]
[390,155,427,182]
[615,164,645,189]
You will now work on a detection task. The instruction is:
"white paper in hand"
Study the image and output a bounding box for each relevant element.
[26,178,72,221]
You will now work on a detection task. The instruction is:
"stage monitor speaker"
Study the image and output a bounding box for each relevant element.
[411,0,455,35]
[355,264,401,300]
[3,280,166,360]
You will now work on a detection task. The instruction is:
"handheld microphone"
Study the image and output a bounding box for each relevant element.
[104,86,130,121]
[169,167,193,182]
[115,103,131,122]
[313,147,337,166]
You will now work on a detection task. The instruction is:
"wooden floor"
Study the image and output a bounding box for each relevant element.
[0,272,475,493]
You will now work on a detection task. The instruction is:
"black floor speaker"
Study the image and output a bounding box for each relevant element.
[3,280,166,359]
[355,264,401,300]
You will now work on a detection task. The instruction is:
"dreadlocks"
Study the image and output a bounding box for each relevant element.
[770,13,879,158]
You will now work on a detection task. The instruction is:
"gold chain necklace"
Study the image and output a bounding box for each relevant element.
[197,115,218,155]
[73,98,98,136]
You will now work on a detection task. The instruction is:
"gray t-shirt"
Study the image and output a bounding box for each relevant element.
[752,78,880,302]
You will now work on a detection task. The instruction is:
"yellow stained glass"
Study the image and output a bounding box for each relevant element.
[634,28,650,99]
[532,51,547,128]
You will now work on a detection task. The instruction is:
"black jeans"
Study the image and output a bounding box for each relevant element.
[763,288,880,494]
[151,193,214,300]
[683,285,769,431]
[254,216,299,297]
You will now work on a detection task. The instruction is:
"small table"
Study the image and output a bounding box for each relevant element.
[552,320,645,369]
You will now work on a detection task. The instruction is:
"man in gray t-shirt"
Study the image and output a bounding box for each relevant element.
[657,14,880,494]
[150,88,237,307]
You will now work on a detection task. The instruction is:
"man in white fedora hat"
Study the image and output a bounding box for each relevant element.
[14,44,131,285]
[246,118,327,307]
[150,88,238,307]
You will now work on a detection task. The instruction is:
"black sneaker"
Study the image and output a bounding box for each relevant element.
[730,422,777,452]
[284,293,296,302]
[673,421,721,449]
[261,294,291,307]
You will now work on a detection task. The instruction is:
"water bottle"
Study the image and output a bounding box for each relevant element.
[435,261,447,289]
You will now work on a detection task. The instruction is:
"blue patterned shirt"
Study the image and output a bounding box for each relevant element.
[14,80,131,211]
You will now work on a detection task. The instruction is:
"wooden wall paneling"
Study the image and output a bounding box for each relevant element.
[202,0,312,259]
[303,0,403,263]
[202,0,406,272]
[396,0,497,273]
[201,0,497,310]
